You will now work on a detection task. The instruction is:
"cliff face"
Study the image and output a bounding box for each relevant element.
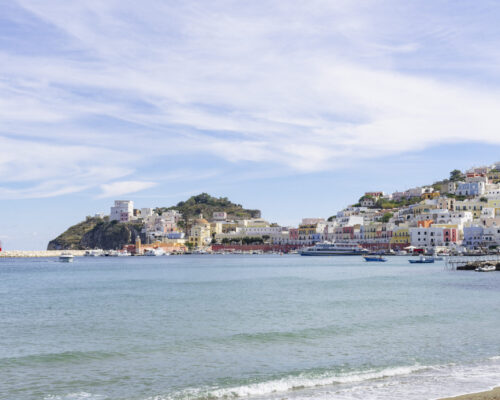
[80,221,144,250]
[47,219,144,250]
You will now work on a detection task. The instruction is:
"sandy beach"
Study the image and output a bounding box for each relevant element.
[440,387,500,400]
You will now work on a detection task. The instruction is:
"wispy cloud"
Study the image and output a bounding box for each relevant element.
[98,181,158,198]
[2,1,500,198]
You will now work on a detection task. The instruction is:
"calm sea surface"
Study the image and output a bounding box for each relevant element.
[1,255,500,400]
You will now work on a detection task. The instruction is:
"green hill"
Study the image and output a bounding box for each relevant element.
[157,193,261,221]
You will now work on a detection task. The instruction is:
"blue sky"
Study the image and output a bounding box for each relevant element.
[2,1,500,250]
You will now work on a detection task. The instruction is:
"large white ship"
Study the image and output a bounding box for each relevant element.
[300,241,368,256]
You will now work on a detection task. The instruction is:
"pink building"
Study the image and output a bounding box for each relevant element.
[289,228,299,241]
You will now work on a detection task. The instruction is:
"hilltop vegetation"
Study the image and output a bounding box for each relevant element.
[157,193,261,221]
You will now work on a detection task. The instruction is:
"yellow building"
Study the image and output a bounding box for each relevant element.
[411,203,438,217]
[421,192,440,200]
[487,199,500,217]
[363,224,378,240]
[210,222,223,235]
[188,218,212,248]
[487,170,500,184]
[298,225,318,237]
[455,200,486,218]
[390,228,410,245]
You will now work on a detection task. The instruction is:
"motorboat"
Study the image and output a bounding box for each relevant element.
[409,255,434,264]
[59,252,74,263]
[363,255,387,262]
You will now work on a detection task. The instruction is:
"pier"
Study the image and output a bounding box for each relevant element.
[445,255,500,270]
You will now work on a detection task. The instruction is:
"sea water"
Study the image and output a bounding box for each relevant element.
[1,255,499,400]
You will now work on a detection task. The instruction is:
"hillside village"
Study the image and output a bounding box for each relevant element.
[66,161,500,254]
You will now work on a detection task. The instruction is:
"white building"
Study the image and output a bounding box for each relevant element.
[301,218,326,225]
[456,182,486,196]
[360,198,376,207]
[337,215,364,227]
[482,226,500,247]
[110,200,134,222]
[484,184,500,198]
[406,187,425,198]
[213,212,227,221]
[409,227,457,248]
[237,218,271,227]
[140,208,154,218]
[239,226,282,236]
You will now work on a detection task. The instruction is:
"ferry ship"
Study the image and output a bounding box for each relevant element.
[300,241,368,256]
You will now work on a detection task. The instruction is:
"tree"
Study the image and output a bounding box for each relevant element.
[450,169,464,182]
[381,212,393,223]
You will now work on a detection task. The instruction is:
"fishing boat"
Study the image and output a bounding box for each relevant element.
[363,255,387,262]
[408,255,434,264]
[59,252,74,263]
[475,265,496,272]
[300,241,368,256]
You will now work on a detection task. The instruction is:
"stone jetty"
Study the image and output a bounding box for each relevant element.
[457,261,500,271]
[0,250,86,258]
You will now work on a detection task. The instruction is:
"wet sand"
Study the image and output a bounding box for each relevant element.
[439,387,500,400]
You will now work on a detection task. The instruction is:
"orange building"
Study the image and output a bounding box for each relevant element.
[417,220,434,228]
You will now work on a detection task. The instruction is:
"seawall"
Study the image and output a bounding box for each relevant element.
[0,250,86,258]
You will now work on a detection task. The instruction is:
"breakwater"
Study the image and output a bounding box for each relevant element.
[0,250,86,258]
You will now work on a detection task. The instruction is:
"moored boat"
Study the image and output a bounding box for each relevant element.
[363,255,387,262]
[409,255,434,264]
[144,248,167,256]
[475,265,496,272]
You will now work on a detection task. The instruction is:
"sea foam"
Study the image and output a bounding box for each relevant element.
[150,357,500,400]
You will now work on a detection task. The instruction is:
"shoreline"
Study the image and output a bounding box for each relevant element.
[439,387,500,400]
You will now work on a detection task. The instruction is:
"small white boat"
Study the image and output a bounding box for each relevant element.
[144,248,167,256]
[84,249,103,257]
[475,265,496,272]
[59,253,74,262]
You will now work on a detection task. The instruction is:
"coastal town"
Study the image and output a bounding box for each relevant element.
[54,162,500,256]
[2,162,500,258]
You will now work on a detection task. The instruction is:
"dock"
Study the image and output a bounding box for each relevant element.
[445,255,500,270]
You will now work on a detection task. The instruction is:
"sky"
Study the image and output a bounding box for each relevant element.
[2,1,500,250]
